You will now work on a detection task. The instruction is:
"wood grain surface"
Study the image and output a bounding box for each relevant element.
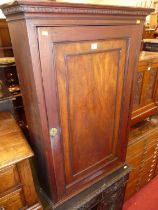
[131,51,158,125]
[0,112,33,170]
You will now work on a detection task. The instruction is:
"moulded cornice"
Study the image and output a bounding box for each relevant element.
[1,0,154,17]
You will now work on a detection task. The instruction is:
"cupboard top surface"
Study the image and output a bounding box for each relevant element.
[129,117,158,142]
[0,112,33,170]
[139,51,158,62]
[1,0,153,19]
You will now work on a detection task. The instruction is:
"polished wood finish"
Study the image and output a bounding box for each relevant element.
[0,112,42,210]
[125,51,158,200]
[1,0,152,206]
[0,166,19,195]
[0,19,26,126]
[131,51,158,125]
[0,188,26,210]
[38,26,138,198]
[0,19,13,57]
[125,116,158,200]
[0,112,32,168]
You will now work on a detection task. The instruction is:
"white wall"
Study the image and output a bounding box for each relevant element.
[57,0,153,7]
[0,0,13,18]
[0,10,5,19]
[0,0,12,5]
[57,0,137,6]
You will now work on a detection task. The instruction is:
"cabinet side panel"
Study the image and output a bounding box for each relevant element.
[7,20,57,201]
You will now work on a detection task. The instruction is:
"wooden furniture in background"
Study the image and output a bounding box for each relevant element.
[125,115,158,200]
[131,51,158,125]
[0,19,16,116]
[0,19,26,127]
[0,79,15,116]
[125,49,158,201]
[1,1,152,209]
[0,112,42,210]
[0,19,13,58]
[143,28,155,39]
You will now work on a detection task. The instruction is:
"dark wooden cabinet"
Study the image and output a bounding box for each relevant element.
[131,51,158,125]
[1,0,152,207]
[38,25,141,198]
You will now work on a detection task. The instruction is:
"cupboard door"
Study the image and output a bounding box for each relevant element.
[131,60,158,125]
[133,67,158,109]
[38,25,141,198]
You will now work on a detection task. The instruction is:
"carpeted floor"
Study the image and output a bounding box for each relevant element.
[123,176,158,210]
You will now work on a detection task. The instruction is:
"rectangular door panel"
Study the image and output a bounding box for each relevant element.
[54,39,126,187]
[145,69,157,101]
[67,50,118,175]
[38,25,141,198]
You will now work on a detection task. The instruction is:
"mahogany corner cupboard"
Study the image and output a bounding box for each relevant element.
[1,0,152,207]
